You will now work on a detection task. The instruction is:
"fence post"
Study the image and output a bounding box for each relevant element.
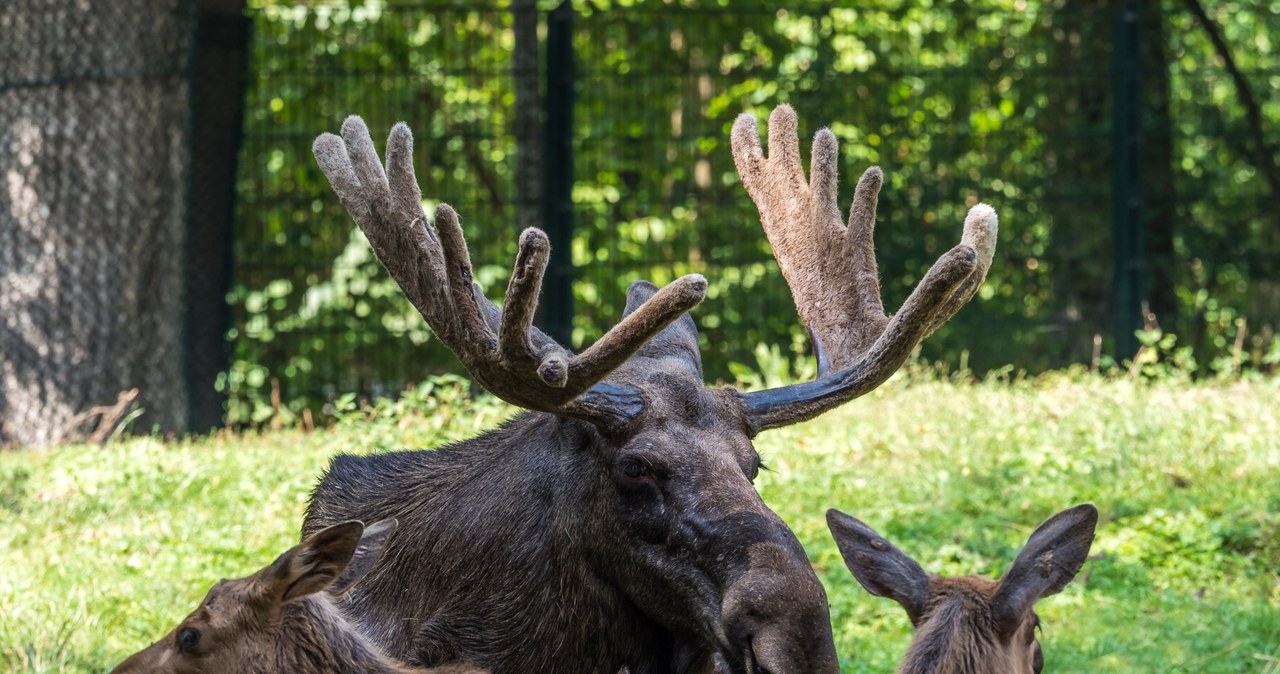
[542,1,575,347]
[1110,0,1144,360]
[186,1,251,431]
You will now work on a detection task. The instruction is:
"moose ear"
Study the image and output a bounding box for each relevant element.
[622,280,702,378]
[329,518,398,596]
[992,504,1098,637]
[826,509,931,624]
[265,520,366,603]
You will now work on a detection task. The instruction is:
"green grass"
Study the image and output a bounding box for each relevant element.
[2,373,1277,672]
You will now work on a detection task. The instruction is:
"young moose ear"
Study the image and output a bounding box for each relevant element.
[266,520,366,602]
[329,518,398,596]
[992,504,1098,637]
[826,509,931,624]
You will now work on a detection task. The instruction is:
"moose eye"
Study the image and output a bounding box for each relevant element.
[177,627,201,654]
[745,455,771,482]
[620,458,647,479]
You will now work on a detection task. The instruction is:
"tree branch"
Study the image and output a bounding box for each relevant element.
[1184,0,1280,218]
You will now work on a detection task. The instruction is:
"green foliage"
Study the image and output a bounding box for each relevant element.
[230,2,523,424]
[727,331,819,390]
[1128,324,1199,380]
[229,1,1280,425]
[2,375,1278,672]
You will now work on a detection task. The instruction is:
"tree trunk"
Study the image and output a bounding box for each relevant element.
[186,0,250,433]
[1183,0,1280,219]
[0,0,195,446]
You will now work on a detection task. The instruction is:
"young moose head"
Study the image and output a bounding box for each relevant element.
[112,520,483,674]
[826,505,1098,674]
[305,105,997,673]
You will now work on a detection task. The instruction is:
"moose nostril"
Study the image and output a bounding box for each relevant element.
[719,538,839,673]
[744,637,761,674]
[743,635,779,674]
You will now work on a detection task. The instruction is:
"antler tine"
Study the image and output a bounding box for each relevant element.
[732,105,998,433]
[923,203,999,334]
[385,123,425,226]
[844,165,889,353]
[314,117,708,432]
[499,228,555,374]
[432,202,499,351]
[743,246,976,430]
[571,274,708,385]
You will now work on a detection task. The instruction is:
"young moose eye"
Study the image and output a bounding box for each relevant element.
[177,627,201,654]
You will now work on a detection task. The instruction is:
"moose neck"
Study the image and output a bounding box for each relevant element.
[283,599,421,674]
[304,411,694,674]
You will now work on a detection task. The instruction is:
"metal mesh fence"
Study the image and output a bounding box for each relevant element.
[566,2,1280,377]
[228,3,523,423]
[1,2,1275,435]
[0,0,198,446]
[227,1,1280,423]
[1,0,1254,429]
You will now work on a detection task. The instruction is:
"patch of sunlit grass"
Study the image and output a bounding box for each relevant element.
[1,373,1276,672]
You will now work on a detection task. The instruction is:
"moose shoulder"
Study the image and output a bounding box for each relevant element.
[305,105,998,674]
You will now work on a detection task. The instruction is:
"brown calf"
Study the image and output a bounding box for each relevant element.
[111,520,483,674]
[826,504,1098,674]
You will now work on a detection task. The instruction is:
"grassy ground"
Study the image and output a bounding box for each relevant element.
[1,373,1277,672]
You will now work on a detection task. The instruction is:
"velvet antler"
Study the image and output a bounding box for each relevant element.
[313,117,707,431]
[732,105,998,433]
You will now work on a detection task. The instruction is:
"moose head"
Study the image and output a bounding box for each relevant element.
[304,104,997,673]
[112,519,485,674]
[826,504,1098,673]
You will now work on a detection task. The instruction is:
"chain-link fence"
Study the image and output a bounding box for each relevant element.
[4,1,1276,436]
[228,1,1279,424]
[1,0,204,446]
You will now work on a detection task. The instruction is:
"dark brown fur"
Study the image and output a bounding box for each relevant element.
[304,359,835,674]
[827,505,1098,674]
[895,577,1035,674]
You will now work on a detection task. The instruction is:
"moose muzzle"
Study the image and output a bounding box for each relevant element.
[719,538,839,674]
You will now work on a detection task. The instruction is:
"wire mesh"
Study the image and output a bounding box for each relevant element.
[0,0,198,446]
[221,1,1280,422]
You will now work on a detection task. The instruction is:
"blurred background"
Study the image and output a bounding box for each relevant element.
[2,0,1277,444]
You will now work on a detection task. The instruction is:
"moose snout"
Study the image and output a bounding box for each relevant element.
[110,640,167,673]
[719,543,838,674]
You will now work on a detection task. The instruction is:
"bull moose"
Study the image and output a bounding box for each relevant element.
[303,104,999,673]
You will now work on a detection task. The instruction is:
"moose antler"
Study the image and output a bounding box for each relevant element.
[732,105,998,433]
[313,117,707,431]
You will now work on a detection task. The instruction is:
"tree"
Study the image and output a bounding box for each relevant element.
[0,0,196,446]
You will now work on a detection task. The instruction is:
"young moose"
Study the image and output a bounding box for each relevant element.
[304,105,998,674]
[826,504,1098,674]
[112,520,483,674]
